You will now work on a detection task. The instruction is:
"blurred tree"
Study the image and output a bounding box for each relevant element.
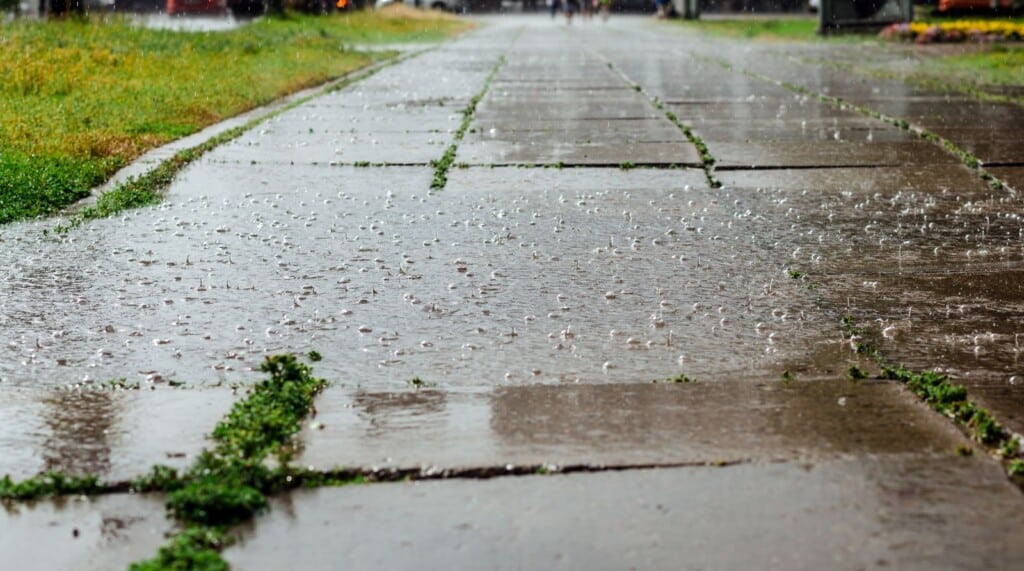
[41,0,85,16]
[1,0,21,15]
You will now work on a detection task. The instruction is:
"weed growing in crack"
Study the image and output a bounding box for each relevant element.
[0,472,102,502]
[847,365,868,380]
[840,314,1022,477]
[430,55,506,191]
[1009,459,1024,477]
[653,373,696,384]
[704,53,1012,196]
[130,353,327,569]
[132,465,186,494]
[130,526,231,571]
[406,376,435,388]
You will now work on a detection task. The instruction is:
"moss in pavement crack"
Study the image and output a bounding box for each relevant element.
[604,68,720,188]
[129,353,328,570]
[840,315,1023,479]
[0,472,104,502]
[431,54,507,191]
[694,53,1009,194]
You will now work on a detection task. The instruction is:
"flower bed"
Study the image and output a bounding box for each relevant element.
[880,20,1024,43]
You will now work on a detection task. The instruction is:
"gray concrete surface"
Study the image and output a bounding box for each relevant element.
[224,456,1024,571]
[2,13,1023,571]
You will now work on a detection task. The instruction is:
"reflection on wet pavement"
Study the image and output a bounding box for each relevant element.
[2,15,1024,558]
[0,163,838,388]
[0,388,235,481]
[718,163,1024,433]
[0,494,170,571]
[225,455,1024,571]
[298,380,965,470]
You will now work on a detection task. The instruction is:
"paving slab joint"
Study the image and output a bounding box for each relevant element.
[429,26,524,191]
[840,315,1024,487]
[593,51,722,188]
[693,53,1015,197]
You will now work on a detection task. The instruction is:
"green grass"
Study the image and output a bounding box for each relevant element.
[674,17,821,41]
[675,16,1023,105]
[0,9,469,224]
[914,45,1024,103]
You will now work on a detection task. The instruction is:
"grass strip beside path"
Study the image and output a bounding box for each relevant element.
[670,17,1024,106]
[0,8,470,225]
[673,17,822,41]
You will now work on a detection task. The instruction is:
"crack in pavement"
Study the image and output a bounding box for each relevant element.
[688,51,1016,195]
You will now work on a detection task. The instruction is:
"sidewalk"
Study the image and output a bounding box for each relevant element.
[2,14,1023,570]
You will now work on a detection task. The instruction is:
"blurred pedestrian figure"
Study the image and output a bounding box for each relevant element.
[598,0,610,21]
[581,0,594,21]
[655,0,669,18]
[565,0,578,24]
[550,0,562,18]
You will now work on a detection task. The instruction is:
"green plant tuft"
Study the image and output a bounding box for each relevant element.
[847,365,868,380]
[129,525,230,571]
[0,471,102,501]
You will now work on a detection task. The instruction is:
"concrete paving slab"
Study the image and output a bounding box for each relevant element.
[297,379,967,471]
[692,123,911,143]
[865,100,1024,129]
[1,163,835,388]
[0,493,171,571]
[0,388,235,482]
[475,101,661,121]
[491,78,629,90]
[666,101,867,123]
[468,118,685,143]
[455,140,701,166]
[711,141,960,169]
[224,455,1024,571]
[718,165,989,193]
[817,268,1024,434]
[214,131,448,166]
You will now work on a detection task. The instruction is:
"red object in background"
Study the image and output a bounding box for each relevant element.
[938,0,1012,11]
[167,0,227,14]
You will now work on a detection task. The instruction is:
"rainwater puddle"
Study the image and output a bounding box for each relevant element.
[0,387,236,481]
[298,378,964,471]
[0,493,170,571]
[1,163,834,389]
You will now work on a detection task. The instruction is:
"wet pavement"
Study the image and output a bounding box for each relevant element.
[2,14,1024,570]
[0,493,172,570]
[224,456,1024,571]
